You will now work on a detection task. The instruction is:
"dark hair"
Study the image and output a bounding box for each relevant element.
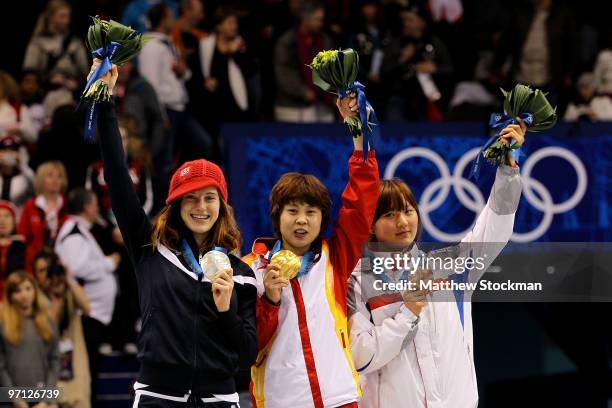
[117,113,152,171]
[151,198,242,254]
[399,4,430,27]
[214,5,238,27]
[33,247,57,270]
[34,248,65,279]
[148,4,171,30]
[269,172,332,240]
[20,69,41,83]
[298,0,324,19]
[66,188,95,215]
[370,178,422,242]
[32,247,69,332]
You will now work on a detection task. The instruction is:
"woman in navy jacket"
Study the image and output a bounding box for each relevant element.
[91,61,257,407]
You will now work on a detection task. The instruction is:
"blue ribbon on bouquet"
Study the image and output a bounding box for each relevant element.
[339,81,380,161]
[81,41,120,142]
[469,112,532,180]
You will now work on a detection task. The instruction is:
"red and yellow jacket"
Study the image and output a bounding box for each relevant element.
[242,151,379,408]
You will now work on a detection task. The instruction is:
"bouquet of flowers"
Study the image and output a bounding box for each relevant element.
[81,16,148,139]
[309,49,378,158]
[471,84,557,178]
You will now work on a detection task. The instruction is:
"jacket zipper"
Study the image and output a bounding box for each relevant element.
[190,273,203,393]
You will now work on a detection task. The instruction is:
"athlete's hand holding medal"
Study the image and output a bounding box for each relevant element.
[262,250,301,305]
[200,248,234,312]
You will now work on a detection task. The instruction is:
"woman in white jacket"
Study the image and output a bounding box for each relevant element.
[348,120,526,408]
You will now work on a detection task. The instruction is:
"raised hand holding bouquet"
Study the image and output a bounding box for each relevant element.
[81,16,148,140]
[309,48,379,159]
[471,84,557,179]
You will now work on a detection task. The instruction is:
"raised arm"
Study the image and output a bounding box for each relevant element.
[458,122,525,284]
[459,164,521,284]
[91,62,152,265]
[328,95,380,280]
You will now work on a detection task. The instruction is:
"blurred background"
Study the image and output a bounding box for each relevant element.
[0,0,610,407]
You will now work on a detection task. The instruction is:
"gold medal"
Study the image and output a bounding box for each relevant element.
[199,250,231,280]
[271,250,301,279]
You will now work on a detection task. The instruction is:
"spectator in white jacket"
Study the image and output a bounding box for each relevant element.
[0,71,38,145]
[0,135,35,212]
[593,44,612,95]
[55,188,121,407]
[564,72,612,122]
[347,121,525,408]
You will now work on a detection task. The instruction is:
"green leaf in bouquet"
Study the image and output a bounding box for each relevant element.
[310,49,353,93]
[513,85,530,116]
[340,49,359,86]
[312,69,332,92]
[483,139,509,166]
[114,35,148,65]
[85,16,148,66]
[329,59,345,89]
[524,89,557,131]
[107,19,133,41]
[107,20,148,65]
[501,84,557,131]
[86,16,106,51]
[502,84,523,117]
[332,57,346,88]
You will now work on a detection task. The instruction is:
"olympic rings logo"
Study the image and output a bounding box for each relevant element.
[384,146,588,242]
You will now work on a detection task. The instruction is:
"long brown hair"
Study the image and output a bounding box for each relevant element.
[151,195,242,254]
[118,113,153,171]
[1,271,54,345]
[370,178,422,242]
[0,70,19,103]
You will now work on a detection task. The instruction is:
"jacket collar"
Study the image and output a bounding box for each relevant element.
[251,237,276,257]
[35,194,64,213]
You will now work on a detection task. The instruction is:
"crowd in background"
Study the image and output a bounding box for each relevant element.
[0,0,611,406]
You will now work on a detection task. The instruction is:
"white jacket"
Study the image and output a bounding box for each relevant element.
[55,216,118,325]
[138,32,189,111]
[0,101,38,143]
[594,49,612,94]
[348,165,522,408]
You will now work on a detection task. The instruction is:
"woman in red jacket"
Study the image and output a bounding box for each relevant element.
[0,200,25,299]
[18,160,68,271]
